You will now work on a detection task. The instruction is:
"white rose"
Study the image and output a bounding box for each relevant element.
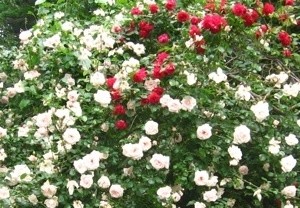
[122,143,144,160]
[94,90,111,107]
[0,186,10,199]
[82,150,101,170]
[35,112,52,128]
[109,184,124,198]
[235,85,251,101]
[197,124,212,140]
[281,186,297,198]
[67,90,79,102]
[138,136,152,151]
[150,153,170,170]
[73,200,84,208]
[233,125,251,144]
[228,145,242,160]
[157,186,172,200]
[206,176,218,187]
[183,71,197,85]
[67,180,79,196]
[97,176,111,189]
[250,101,269,122]
[194,170,209,186]
[0,127,7,139]
[144,120,159,135]
[61,21,74,32]
[203,188,218,202]
[208,67,227,84]
[41,180,57,198]
[181,96,197,112]
[19,30,32,43]
[44,196,59,208]
[90,72,105,87]
[285,134,298,146]
[194,202,206,208]
[63,128,81,145]
[280,155,297,173]
[80,174,93,189]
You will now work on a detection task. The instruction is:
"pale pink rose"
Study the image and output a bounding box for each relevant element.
[144,79,160,91]
[194,170,209,186]
[139,136,152,151]
[0,186,10,200]
[82,151,101,170]
[67,90,79,102]
[238,165,249,175]
[181,96,197,112]
[63,128,81,145]
[80,174,93,189]
[122,143,144,160]
[35,112,52,128]
[44,196,59,208]
[281,186,296,198]
[233,125,251,144]
[28,194,38,205]
[157,186,172,200]
[167,99,182,113]
[41,180,57,198]
[196,124,212,140]
[194,202,206,208]
[73,159,87,174]
[109,184,124,198]
[144,120,159,135]
[160,94,172,107]
[150,153,170,170]
[90,72,105,86]
[0,127,7,138]
[73,200,84,208]
[97,176,111,189]
[203,189,218,202]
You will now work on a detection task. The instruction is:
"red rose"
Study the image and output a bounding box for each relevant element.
[113,104,126,115]
[189,25,201,37]
[133,68,147,83]
[278,31,292,46]
[106,77,116,89]
[262,3,275,16]
[195,39,206,54]
[131,7,142,15]
[141,98,149,105]
[152,87,164,95]
[139,21,154,32]
[165,0,176,11]
[139,30,150,38]
[202,14,227,33]
[242,9,259,26]
[285,0,294,6]
[111,90,121,101]
[232,3,247,17]
[155,52,169,65]
[115,120,127,130]
[190,16,201,25]
[157,33,170,44]
[177,10,190,23]
[153,66,164,79]
[149,4,159,13]
[164,63,175,76]
[147,92,161,104]
[283,49,292,57]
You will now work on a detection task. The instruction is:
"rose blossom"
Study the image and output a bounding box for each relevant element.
[233,125,251,144]
[150,153,170,170]
[197,124,212,140]
[97,175,111,189]
[63,128,81,145]
[181,96,197,111]
[203,189,218,202]
[144,120,159,135]
[28,194,38,205]
[157,33,170,44]
[73,200,84,208]
[194,202,206,208]
[284,134,298,146]
[228,145,242,161]
[0,186,10,199]
[177,10,190,22]
[67,180,79,195]
[73,159,87,174]
[44,196,59,208]
[139,136,152,151]
[278,31,292,47]
[262,3,275,16]
[250,101,269,122]
[281,185,297,198]
[239,165,249,175]
[94,90,112,107]
[122,143,144,160]
[41,180,57,198]
[232,3,247,17]
[167,99,182,113]
[109,184,124,198]
[157,186,172,200]
[280,155,297,172]
[90,72,105,86]
[0,127,7,139]
[194,170,209,186]
[80,174,93,189]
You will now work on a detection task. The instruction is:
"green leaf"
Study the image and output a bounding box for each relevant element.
[19,99,30,109]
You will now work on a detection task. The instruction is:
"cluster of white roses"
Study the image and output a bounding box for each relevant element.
[160,94,197,113]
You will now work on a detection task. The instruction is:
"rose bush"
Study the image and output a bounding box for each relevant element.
[0,0,299,207]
